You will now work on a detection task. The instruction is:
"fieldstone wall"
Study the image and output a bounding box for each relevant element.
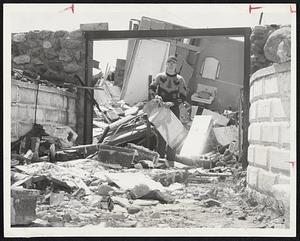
[247,26,291,227]
[11,29,87,143]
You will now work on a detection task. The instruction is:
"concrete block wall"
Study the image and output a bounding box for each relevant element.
[11,78,77,142]
[247,61,291,222]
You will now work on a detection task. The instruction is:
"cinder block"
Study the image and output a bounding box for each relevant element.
[50,94,64,108]
[68,111,76,125]
[60,111,67,123]
[35,108,45,122]
[261,123,279,144]
[254,145,269,170]
[247,145,255,165]
[38,91,52,106]
[19,88,36,104]
[252,79,263,100]
[279,122,290,147]
[247,165,259,188]
[275,174,290,185]
[248,123,261,144]
[11,85,18,102]
[249,102,257,123]
[271,98,288,121]
[63,96,68,109]
[269,147,290,175]
[257,99,271,121]
[257,169,278,194]
[264,75,279,95]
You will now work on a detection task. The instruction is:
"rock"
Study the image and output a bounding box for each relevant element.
[89,196,103,207]
[238,213,247,220]
[63,63,80,73]
[54,30,68,38]
[27,40,39,48]
[74,51,81,62]
[257,215,265,221]
[127,206,141,214]
[150,212,160,219]
[31,47,42,57]
[52,38,62,51]
[48,60,63,72]
[97,184,114,196]
[69,30,83,39]
[112,196,130,208]
[134,163,143,169]
[132,199,159,206]
[45,49,58,59]
[226,210,233,215]
[27,31,39,40]
[130,184,151,198]
[43,41,52,49]
[31,58,43,65]
[12,33,26,42]
[264,26,291,63]
[39,30,52,40]
[203,198,221,207]
[79,206,89,213]
[62,213,72,222]
[58,51,73,62]
[62,39,82,49]
[13,55,30,64]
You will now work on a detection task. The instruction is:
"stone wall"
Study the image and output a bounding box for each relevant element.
[11,29,87,143]
[11,78,77,142]
[247,26,291,226]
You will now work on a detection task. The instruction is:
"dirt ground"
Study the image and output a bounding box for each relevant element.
[32,167,286,229]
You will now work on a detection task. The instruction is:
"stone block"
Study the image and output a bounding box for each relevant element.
[60,111,67,123]
[68,111,76,125]
[37,91,52,106]
[269,146,290,175]
[58,51,73,62]
[12,33,27,43]
[11,122,18,139]
[264,75,279,95]
[61,39,82,49]
[50,94,64,108]
[18,122,34,137]
[11,188,40,225]
[27,40,39,48]
[11,105,18,120]
[261,123,279,144]
[257,169,278,194]
[250,85,254,103]
[45,49,58,59]
[54,30,68,38]
[249,101,257,123]
[11,84,18,102]
[279,122,290,147]
[247,145,255,166]
[248,123,261,143]
[80,23,108,31]
[256,99,271,121]
[254,145,269,170]
[31,47,43,57]
[35,108,45,122]
[31,58,44,65]
[271,98,288,121]
[38,30,52,40]
[252,79,263,100]
[275,175,290,185]
[69,30,83,39]
[247,165,259,188]
[13,55,30,65]
[44,109,61,123]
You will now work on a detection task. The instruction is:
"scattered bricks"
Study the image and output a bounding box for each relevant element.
[247,145,255,166]
[98,144,137,168]
[269,147,290,175]
[264,75,279,96]
[252,78,263,101]
[254,145,269,170]
[275,174,290,185]
[247,165,259,188]
[11,188,40,225]
[279,122,290,147]
[257,169,278,194]
[256,99,271,121]
[261,123,279,144]
[249,102,257,123]
[271,98,288,121]
[248,123,261,144]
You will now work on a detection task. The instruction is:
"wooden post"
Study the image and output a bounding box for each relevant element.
[146,75,152,148]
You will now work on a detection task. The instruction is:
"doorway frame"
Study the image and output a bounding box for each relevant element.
[82,27,251,168]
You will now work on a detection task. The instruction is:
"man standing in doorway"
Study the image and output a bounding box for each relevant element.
[149,55,187,167]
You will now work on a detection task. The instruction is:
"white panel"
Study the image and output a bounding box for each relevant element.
[121,39,170,106]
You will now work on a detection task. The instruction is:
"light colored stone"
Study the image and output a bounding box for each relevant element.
[269,147,290,174]
[254,145,269,170]
[59,51,73,62]
[43,41,52,49]
[247,165,259,188]
[261,123,279,144]
[257,169,278,194]
[249,102,257,123]
[252,79,263,100]
[264,75,279,95]
[12,33,26,42]
[279,122,290,147]
[39,30,52,39]
[248,123,261,143]
[13,55,30,64]
[264,26,291,63]
[96,184,114,196]
[63,63,80,73]
[271,98,288,120]
[256,99,271,121]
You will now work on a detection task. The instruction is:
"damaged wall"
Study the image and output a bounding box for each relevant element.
[189,37,244,112]
[11,78,77,142]
[247,26,291,226]
[11,29,88,143]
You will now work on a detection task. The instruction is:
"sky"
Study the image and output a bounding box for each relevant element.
[4,3,294,73]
